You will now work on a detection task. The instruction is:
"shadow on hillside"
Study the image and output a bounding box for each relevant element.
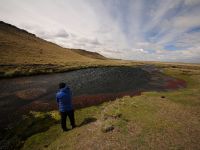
[78,117,97,127]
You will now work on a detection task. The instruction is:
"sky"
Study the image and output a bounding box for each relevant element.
[0,0,200,63]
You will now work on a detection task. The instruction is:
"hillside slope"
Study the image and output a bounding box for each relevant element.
[0,21,105,65]
[71,49,106,60]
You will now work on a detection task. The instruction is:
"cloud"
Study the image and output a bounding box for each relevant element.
[184,0,200,6]
[54,29,69,38]
[0,0,200,63]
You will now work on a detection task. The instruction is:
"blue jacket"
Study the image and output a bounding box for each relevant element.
[56,86,73,112]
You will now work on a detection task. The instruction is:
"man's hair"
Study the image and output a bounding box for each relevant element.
[59,82,66,89]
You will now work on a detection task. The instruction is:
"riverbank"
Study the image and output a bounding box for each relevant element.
[0,64,196,149]
[1,59,199,78]
[0,66,186,129]
[0,64,199,149]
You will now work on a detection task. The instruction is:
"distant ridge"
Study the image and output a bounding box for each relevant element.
[70,48,106,60]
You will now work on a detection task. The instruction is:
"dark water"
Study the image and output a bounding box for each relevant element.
[1,65,188,131]
[0,67,151,128]
[0,66,150,99]
[0,66,188,150]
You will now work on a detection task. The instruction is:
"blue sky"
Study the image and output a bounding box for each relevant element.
[0,0,200,63]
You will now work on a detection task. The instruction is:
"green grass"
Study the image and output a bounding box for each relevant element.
[21,106,101,150]
[1,65,200,150]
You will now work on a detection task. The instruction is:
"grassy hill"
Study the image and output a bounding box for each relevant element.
[0,21,107,65]
[0,21,120,77]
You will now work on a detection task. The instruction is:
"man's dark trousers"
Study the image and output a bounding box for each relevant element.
[60,110,75,130]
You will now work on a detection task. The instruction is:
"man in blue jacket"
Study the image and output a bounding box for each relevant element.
[56,82,76,131]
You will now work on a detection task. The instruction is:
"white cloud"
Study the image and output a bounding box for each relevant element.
[0,0,200,63]
[184,0,200,6]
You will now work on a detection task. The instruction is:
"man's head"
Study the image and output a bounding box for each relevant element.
[59,82,66,89]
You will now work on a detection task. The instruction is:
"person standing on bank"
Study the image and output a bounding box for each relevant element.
[56,82,76,131]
